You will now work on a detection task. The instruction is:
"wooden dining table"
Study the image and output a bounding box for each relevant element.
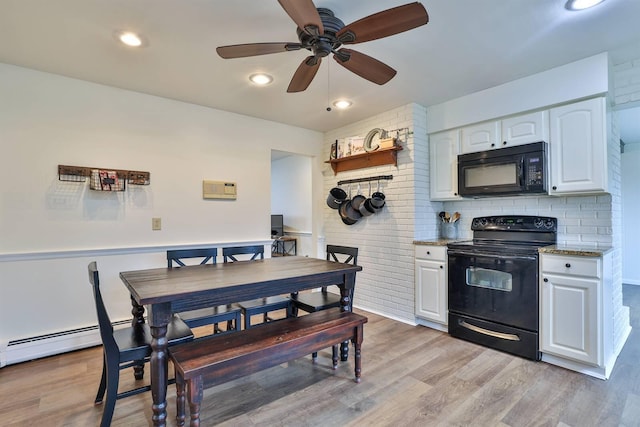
[119,255,362,427]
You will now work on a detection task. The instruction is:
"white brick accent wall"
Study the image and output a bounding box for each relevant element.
[613,58,640,106]
[323,104,428,323]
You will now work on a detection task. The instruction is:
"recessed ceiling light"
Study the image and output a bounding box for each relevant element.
[114,30,148,47]
[332,100,353,109]
[565,0,605,10]
[249,73,273,86]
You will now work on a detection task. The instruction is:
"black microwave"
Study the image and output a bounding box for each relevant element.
[457,141,547,197]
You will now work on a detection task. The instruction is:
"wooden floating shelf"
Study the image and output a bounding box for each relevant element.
[326,145,403,175]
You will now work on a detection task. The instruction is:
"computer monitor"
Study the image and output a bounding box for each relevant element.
[271,214,284,237]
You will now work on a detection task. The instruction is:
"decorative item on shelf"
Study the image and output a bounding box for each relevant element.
[330,140,338,160]
[326,127,411,174]
[57,165,150,190]
[90,169,125,191]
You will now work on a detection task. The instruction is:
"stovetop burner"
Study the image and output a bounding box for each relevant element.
[447,215,557,255]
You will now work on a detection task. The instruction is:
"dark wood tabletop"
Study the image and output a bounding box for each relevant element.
[119,255,362,427]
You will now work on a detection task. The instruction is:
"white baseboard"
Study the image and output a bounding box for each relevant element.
[353,304,417,326]
[1,326,106,368]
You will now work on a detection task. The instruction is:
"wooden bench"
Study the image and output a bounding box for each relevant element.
[169,308,368,426]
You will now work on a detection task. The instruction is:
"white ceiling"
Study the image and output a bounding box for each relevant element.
[1,0,640,135]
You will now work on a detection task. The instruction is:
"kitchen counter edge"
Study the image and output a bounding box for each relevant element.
[538,245,613,257]
[413,239,462,246]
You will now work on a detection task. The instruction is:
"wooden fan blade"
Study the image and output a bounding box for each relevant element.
[287,56,321,93]
[336,2,428,44]
[278,0,324,36]
[216,43,301,59]
[333,49,396,85]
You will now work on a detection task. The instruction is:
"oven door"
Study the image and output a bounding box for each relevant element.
[447,250,538,331]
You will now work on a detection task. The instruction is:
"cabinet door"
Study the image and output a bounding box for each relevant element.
[549,97,607,195]
[460,121,500,153]
[415,258,447,324]
[540,272,599,365]
[501,111,549,147]
[429,130,461,200]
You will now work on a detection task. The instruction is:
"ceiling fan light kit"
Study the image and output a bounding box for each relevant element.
[216,1,429,93]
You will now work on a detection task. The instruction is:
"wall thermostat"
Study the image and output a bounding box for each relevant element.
[203,180,237,200]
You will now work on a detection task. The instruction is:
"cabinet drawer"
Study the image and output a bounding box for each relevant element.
[541,255,600,278]
[415,245,446,261]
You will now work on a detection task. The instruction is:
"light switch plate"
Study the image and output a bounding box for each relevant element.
[152,217,161,231]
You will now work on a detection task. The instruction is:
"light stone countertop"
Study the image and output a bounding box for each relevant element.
[538,244,613,257]
[413,239,464,246]
[414,240,613,257]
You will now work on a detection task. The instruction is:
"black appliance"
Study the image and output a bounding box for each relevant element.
[447,215,557,360]
[271,214,284,237]
[458,141,547,197]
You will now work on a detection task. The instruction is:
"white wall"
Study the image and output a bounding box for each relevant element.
[622,144,640,285]
[0,63,323,362]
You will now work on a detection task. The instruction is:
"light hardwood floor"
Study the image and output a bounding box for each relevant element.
[2,285,639,427]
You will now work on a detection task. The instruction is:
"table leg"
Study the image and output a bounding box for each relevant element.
[340,272,356,361]
[148,303,172,427]
[130,295,146,380]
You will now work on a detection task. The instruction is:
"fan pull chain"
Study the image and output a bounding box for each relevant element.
[326,60,332,112]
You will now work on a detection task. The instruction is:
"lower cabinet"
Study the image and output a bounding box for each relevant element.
[415,245,447,326]
[540,252,613,376]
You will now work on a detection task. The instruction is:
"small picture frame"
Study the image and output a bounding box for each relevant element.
[330,141,338,160]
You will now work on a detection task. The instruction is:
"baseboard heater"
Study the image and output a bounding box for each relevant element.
[1,320,129,368]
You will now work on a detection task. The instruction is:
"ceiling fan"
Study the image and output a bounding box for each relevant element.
[216,1,429,92]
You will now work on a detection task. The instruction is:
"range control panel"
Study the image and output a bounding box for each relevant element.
[471,215,557,232]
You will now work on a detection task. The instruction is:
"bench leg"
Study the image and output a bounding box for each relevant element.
[353,325,364,383]
[176,373,186,427]
[332,345,339,369]
[187,376,204,427]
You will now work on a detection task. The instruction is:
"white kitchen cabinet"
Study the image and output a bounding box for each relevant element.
[415,245,447,327]
[460,120,500,153]
[501,110,549,147]
[429,129,461,200]
[460,111,548,154]
[549,97,607,195]
[540,252,613,375]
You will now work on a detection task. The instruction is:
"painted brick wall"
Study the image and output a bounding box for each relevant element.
[323,104,430,323]
[613,58,640,106]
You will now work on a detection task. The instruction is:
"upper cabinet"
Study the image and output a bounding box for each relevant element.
[549,97,607,195]
[460,111,548,154]
[501,111,549,147]
[429,129,461,201]
[460,121,500,153]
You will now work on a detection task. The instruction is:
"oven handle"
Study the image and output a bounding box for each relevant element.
[447,250,537,261]
[459,320,521,341]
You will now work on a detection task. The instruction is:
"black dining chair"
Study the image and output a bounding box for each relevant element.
[88,261,193,427]
[223,245,293,329]
[167,248,242,335]
[290,245,358,315]
[289,245,358,360]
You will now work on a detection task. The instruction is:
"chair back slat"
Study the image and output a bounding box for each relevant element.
[326,245,358,265]
[222,245,264,263]
[88,261,118,354]
[167,248,218,268]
